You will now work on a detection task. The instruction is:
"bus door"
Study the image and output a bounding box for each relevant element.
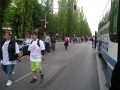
[117,0,120,61]
[95,31,97,49]
[110,0,120,61]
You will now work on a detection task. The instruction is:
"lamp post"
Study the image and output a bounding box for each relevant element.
[44,6,73,27]
[45,8,51,26]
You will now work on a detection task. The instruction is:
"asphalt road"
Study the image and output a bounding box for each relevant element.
[0,41,101,90]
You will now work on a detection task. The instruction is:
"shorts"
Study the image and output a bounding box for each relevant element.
[30,61,42,72]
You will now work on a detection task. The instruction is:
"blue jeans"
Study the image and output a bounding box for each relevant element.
[1,64,15,80]
[92,41,95,48]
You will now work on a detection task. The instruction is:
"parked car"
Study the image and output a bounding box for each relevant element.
[16,38,32,56]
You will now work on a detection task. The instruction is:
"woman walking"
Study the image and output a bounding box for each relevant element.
[0,31,21,86]
[92,36,95,48]
[28,32,45,83]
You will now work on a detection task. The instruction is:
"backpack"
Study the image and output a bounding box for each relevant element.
[30,39,40,47]
[65,37,69,42]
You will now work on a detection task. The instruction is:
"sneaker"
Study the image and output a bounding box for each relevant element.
[30,78,37,83]
[12,71,15,75]
[40,73,44,80]
[6,80,12,86]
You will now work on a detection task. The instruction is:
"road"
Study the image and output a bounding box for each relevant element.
[0,41,109,90]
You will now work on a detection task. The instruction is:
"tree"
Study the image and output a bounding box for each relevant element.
[66,0,75,36]
[0,0,12,39]
[58,0,68,39]
[2,0,92,39]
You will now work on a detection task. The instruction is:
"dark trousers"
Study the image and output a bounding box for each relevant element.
[65,42,68,49]
[1,64,15,80]
[45,42,50,53]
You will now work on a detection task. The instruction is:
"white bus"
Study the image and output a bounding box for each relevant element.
[98,0,120,86]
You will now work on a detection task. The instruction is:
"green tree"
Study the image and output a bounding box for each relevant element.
[0,0,12,39]
[2,0,92,39]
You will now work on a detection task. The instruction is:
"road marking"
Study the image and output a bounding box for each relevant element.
[14,64,48,82]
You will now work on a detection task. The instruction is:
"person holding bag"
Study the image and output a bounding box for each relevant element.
[0,31,21,86]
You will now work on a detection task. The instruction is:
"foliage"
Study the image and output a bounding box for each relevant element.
[0,0,12,39]
[1,0,92,39]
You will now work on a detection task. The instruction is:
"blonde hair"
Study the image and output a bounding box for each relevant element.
[5,31,13,37]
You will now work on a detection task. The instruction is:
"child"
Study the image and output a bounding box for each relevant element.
[28,32,45,83]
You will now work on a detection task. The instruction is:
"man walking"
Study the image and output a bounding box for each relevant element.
[28,32,45,83]
[92,36,95,48]
[45,34,50,54]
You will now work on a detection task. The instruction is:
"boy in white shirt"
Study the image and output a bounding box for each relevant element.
[28,32,45,83]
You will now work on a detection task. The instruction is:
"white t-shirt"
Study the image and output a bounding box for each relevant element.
[1,40,20,65]
[93,37,95,41]
[28,39,45,62]
[45,36,50,43]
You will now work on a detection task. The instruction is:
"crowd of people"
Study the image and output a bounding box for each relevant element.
[0,30,97,86]
[72,36,89,43]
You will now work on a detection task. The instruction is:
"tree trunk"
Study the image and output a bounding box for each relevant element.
[0,20,2,39]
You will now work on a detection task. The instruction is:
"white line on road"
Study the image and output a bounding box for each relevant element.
[14,64,48,83]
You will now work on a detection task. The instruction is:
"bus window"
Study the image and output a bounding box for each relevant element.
[110,0,118,37]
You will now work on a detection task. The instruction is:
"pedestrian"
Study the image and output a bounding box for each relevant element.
[64,35,69,49]
[92,36,95,48]
[81,37,83,42]
[69,37,72,43]
[85,36,87,43]
[78,37,81,43]
[45,34,51,54]
[73,37,75,43]
[51,35,56,50]
[0,31,21,86]
[28,32,45,83]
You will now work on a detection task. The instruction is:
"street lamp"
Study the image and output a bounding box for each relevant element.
[44,6,73,27]
[45,8,51,26]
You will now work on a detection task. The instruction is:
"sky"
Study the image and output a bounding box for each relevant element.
[53,0,110,35]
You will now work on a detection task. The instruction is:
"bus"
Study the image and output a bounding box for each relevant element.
[98,0,120,85]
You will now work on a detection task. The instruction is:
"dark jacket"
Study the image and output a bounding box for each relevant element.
[0,39,17,61]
